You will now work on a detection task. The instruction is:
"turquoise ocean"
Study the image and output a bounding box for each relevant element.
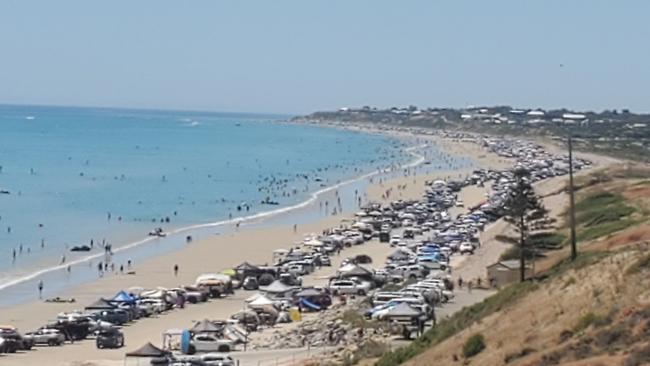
[0,104,471,305]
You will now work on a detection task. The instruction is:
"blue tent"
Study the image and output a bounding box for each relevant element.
[112,290,137,304]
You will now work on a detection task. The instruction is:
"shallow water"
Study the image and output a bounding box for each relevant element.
[0,105,474,305]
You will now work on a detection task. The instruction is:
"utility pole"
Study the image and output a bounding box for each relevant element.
[568,133,578,261]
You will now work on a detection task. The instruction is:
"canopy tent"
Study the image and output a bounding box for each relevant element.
[336,264,373,280]
[235,261,261,272]
[125,342,170,357]
[248,294,275,307]
[85,298,116,311]
[260,280,294,294]
[112,290,137,304]
[191,319,221,333]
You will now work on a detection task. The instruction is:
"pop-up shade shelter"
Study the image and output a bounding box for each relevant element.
[85,298,116,311]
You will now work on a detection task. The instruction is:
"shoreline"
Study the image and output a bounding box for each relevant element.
[0,127,474,308]
[0,126,492,366]
[0,132,432,304]
[0,121,603,366]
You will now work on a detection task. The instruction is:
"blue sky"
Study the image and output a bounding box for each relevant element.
[1,1,648,114]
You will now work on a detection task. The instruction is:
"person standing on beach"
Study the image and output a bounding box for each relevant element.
[173,264,179,277]
[38,280,43,299]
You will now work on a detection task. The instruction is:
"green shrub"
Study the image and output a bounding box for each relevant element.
[573,312,610,333]
[572,191,636,241]
[499,246,535,261]
[577,219,637,241]
[529,232,565,249]
[462,333,486,358]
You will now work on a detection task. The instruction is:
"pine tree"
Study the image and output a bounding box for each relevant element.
[503,167,547,282]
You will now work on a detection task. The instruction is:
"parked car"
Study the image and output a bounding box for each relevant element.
[319,255,332,266]
[182,286,210,303]
[96,328,124,349]
[191,334,233,353]
[459,242,474,254]
[242,276,259,290]
[0,327,33,352]
[328,279,372,296]
[138,298,167,314]
[200,353,235,366]
[91,309,130,325]
[24,328,65,346]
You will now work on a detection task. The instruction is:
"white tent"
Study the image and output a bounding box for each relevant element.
[260,280,295,295]
[249,294,274,307]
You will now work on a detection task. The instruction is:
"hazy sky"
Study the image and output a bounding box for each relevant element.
[1,1,648,114]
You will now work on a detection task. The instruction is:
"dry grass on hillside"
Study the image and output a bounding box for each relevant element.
[403,166,650,366]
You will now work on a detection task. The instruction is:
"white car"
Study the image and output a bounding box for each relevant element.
[201,353,235,366]
[459,242,474,254]
[390,235,401,246]
[328,279,372,296]
[192,334,233,353]
[138,298,166,314]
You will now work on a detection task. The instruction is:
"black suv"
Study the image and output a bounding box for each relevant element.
[96,329,124,349]
[0,327,33,353]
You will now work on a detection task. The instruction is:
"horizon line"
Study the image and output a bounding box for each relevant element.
[0,101,295,119]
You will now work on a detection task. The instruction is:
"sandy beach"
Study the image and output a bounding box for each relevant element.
[0,127,600,366]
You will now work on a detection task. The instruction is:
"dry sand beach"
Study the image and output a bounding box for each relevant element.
[0,127,610,366]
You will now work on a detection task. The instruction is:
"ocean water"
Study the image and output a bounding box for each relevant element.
[0,105,477,305]
[0,104,427,303]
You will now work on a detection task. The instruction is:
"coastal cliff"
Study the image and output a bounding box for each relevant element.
[373,164,650,366]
